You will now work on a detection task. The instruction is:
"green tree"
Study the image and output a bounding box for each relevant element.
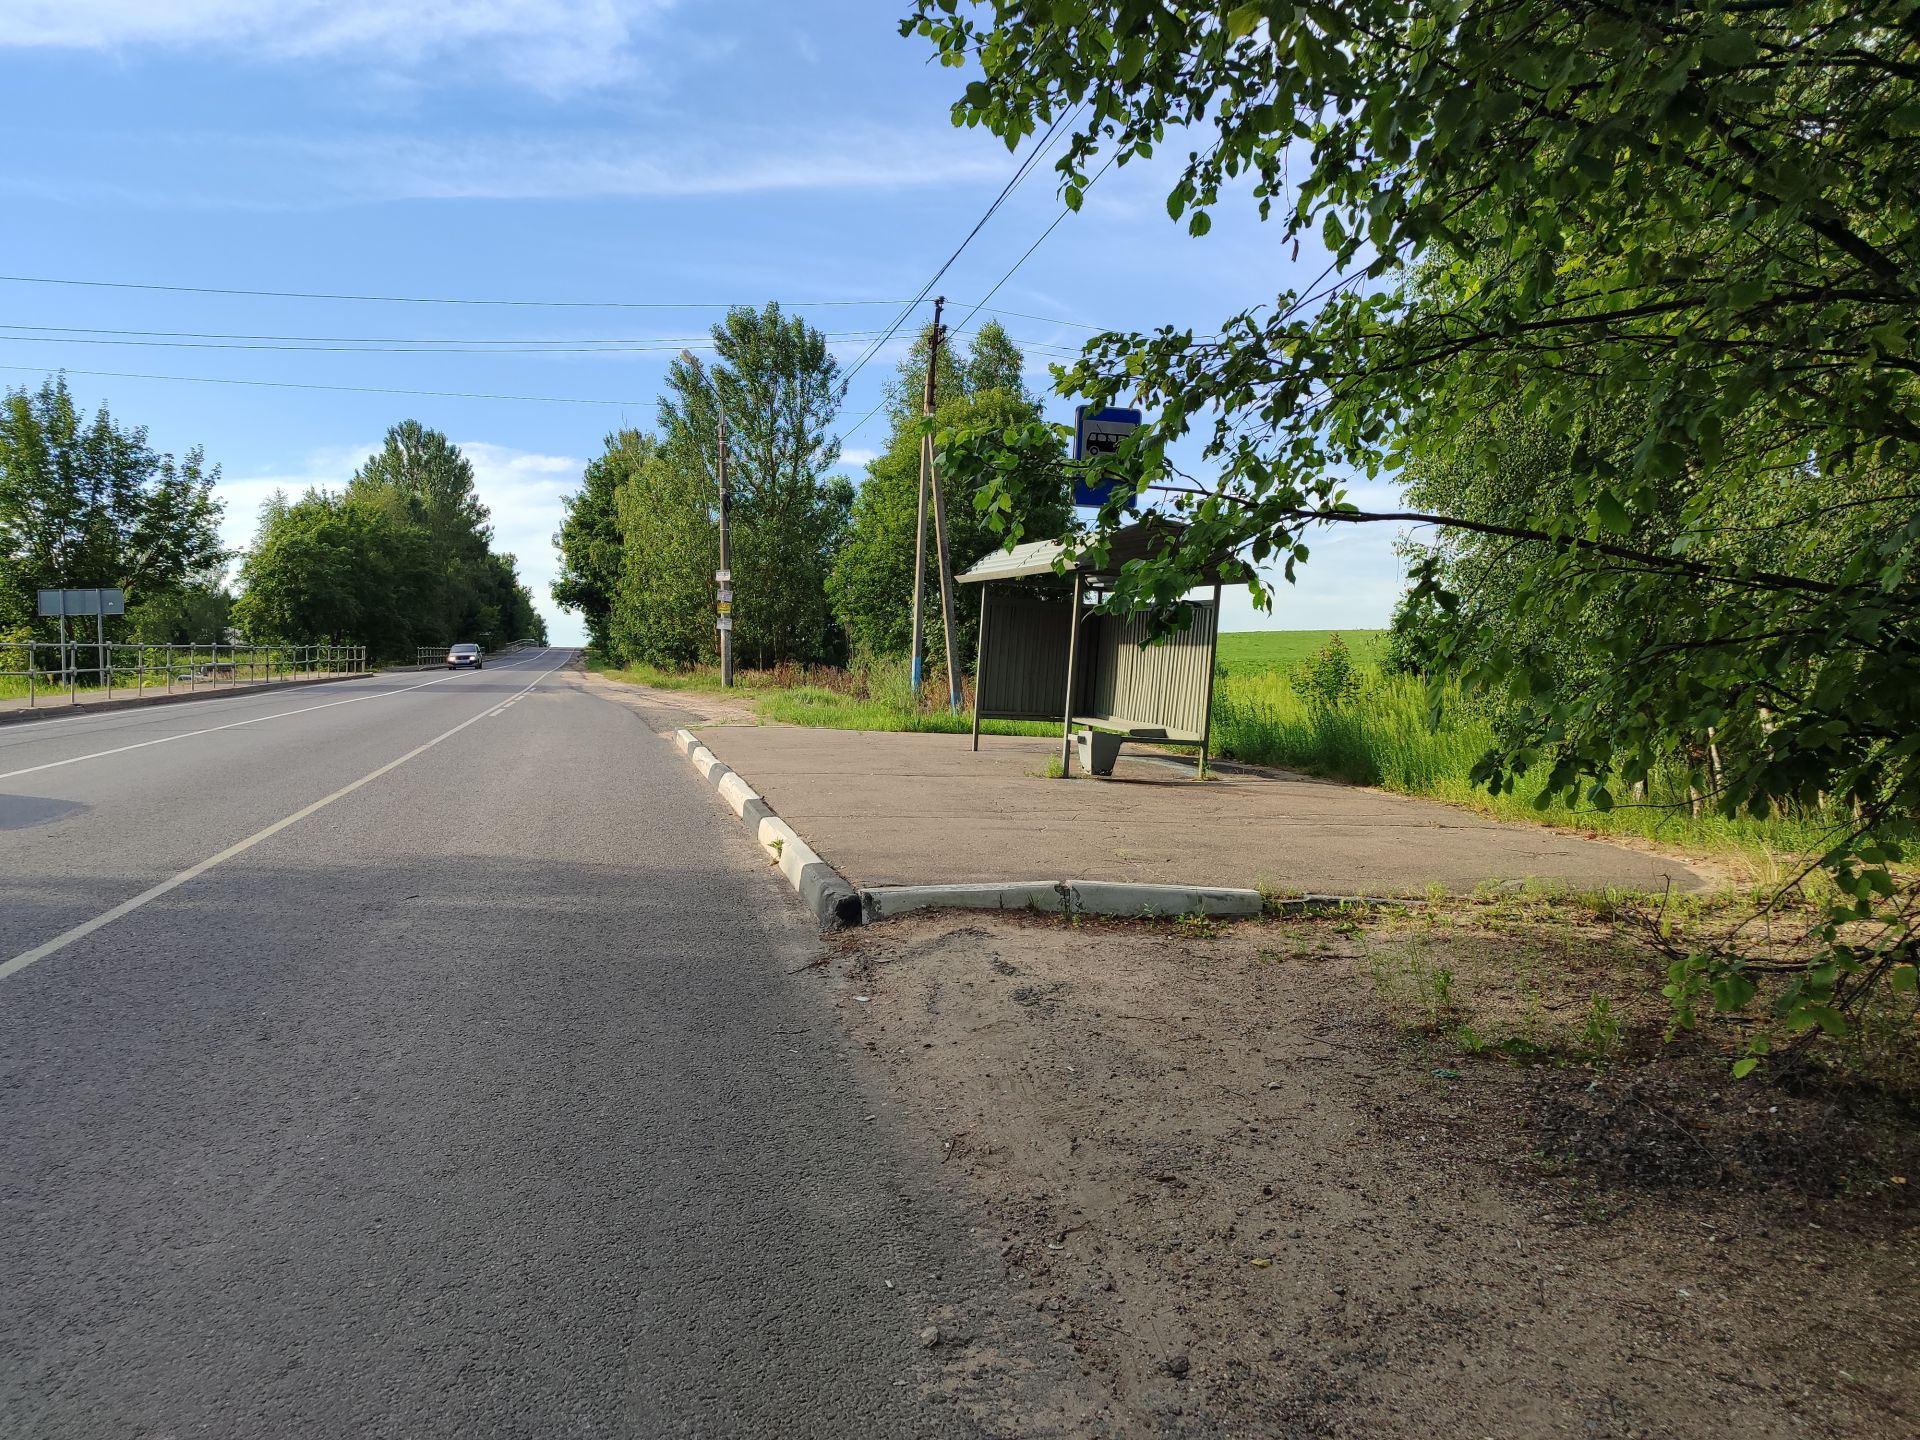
[706,303,851,666]
[610,305,850,667]
[551,442,626,656]
[347,421,502,648]
[232,490,402,648]
[828,324,1068,660]
[0,374,226,637]
[607,430,717,666]
[911,2,1920,1046]
[126,583,233,645]
[235,423,544,658]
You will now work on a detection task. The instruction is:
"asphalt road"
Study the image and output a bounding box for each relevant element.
[0,652,1065,1437]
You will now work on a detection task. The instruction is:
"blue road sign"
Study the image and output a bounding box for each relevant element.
[1072,405,1142,508]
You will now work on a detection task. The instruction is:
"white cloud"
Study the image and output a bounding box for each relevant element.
[214,441,379,556]
[2,0,674,91]
[457,440,583,643]
[201,128,1010,205]
[1222,519,1409,633]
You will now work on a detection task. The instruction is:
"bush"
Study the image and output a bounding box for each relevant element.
[1288,633,1364,711]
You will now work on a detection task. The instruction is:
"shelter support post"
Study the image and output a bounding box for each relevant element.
[1058,570,1084,778]
[1199,581,1222,780]
[971,580,990,752]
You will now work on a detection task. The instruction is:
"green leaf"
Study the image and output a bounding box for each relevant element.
[1594,491,1630,535]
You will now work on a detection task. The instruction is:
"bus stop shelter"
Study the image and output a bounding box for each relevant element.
[959,520,1242,778]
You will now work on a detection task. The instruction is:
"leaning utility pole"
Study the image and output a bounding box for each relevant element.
[909,297,961,708]
[716,401,733,688]
[923,299,963,712]
[681,349,733,687]
[908,311,933,697]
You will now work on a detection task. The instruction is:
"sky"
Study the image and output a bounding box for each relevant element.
[0,0,1408,645]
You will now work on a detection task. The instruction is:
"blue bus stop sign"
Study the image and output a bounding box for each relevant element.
[1072,405,1142,508]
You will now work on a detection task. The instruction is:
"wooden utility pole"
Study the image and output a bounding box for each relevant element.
[923,298,963,712]
[717,402,733,688]
[908,306,935,697]
[682,348,732,687]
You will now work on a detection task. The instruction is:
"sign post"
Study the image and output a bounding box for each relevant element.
[38,588,125,690]
[1071,406,1143,509]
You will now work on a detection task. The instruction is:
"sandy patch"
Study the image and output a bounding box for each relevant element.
[821,911,1917,1438]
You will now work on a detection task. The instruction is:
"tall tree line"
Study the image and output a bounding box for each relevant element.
[234,420,546,658]
[554,307,1069,671]
[0,375,228,645]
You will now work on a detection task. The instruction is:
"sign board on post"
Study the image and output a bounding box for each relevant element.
[1071,406,1142,509]
[716,615,734,632]
[38,587,125,617]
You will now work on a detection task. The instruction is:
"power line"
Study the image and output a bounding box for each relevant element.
[0,326,1084,360]
[0,274,916,311]
[0,333,897,357]
[838,149,1115,447]
[0,322,872,346]
[835,104,1086,399]
[0,275,1109,335]
[950,150,1121,339]
[0,364,645,407]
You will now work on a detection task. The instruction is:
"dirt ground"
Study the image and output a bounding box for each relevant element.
[821,908,1918,1439]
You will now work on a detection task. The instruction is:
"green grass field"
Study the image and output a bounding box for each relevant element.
[1216,629,1388,675]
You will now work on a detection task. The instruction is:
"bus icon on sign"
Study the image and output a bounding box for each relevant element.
[1072,405,1142,508]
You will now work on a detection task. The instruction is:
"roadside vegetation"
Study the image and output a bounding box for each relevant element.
[553,309,1067,674]
[1210,636,1835,868]
[1,381,546,671]
[914,1,1917,1071]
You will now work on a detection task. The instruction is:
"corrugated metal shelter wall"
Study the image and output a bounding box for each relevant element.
[1085,601,1216,739]
[977,595,1074,720]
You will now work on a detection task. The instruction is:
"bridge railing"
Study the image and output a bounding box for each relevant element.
[0,641,369,711]
[407,639,545,670]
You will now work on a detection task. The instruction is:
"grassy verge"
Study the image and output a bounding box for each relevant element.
[589,654,1054,736]
[1212,668,1832,868]
[1317,886,1920,1100]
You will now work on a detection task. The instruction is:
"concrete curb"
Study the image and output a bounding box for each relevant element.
[665,728,1417,933]
[0,671,365,728]
[858,881,1265,924]
[671,728,862,930]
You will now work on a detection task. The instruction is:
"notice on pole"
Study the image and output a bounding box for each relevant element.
[38,587,126,617]
[717,615,734,632]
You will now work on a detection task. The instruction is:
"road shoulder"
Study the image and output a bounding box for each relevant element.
[814,908,1918,1437]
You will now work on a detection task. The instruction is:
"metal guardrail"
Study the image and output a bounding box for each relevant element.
[407,638,544,670]
[0,641,368,710]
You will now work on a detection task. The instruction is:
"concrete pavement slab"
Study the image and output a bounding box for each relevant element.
[694,727,1707,896]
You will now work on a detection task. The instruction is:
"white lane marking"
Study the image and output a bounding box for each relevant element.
[0,658,568,983]
[0,649,555,783]
[0,649,559,751]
